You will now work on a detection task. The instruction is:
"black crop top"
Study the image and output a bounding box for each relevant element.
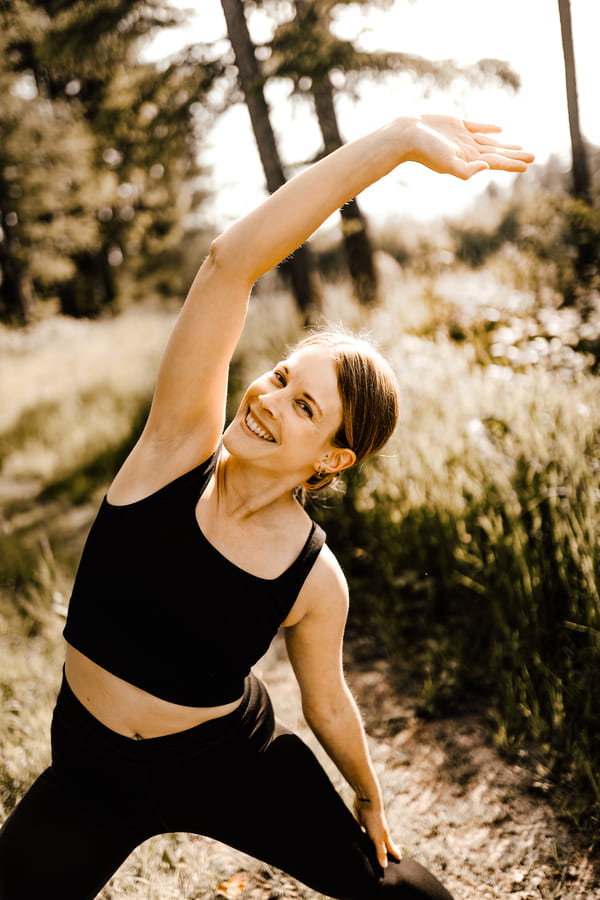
[63,443,326,707]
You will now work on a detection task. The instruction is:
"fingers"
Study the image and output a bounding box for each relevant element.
[377,843,388,869]
[367,821,401,868]
[479,150,534,172]
[473,134,528,151]
[370,831,388,869]
[463,120,535,163]
[463,119,503,135]
[475,140,535,161]
[355,801,398,869]
[386,835,403,862]
[374,831,402,867]
[454,145,534,179]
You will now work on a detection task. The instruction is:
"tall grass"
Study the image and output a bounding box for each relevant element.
[0,308,175,489]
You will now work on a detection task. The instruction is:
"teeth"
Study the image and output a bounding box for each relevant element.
[245,410,275,442]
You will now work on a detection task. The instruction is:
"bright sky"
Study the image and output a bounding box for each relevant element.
[150,0,599,224]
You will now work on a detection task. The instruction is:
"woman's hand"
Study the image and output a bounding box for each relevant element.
[403,114,535,180]
[354,795,402,870]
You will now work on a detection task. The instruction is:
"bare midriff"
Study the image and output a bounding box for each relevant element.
[64,644,244,740]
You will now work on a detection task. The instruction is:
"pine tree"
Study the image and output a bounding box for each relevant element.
[255,0,521,304]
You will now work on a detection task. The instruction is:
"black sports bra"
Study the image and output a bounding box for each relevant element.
[63,443,326,706]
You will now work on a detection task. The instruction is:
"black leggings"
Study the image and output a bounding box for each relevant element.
[0,673,453,900]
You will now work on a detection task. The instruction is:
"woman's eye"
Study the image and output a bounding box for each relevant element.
[296,400,313,417]
[274,370,286,386]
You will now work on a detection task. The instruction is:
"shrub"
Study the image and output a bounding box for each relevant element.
[452,188,600,313]
[515,191,600,308]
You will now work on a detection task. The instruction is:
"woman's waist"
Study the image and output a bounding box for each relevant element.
[64,643,245,741]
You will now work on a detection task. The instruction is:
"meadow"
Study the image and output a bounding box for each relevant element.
[1,198,599,896]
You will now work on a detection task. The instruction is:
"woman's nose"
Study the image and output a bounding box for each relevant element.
[258,392,277,417]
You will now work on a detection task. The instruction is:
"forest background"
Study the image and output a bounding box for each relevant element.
[1,0,599,897]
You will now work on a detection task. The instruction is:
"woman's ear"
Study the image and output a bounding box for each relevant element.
[318,447,356,476]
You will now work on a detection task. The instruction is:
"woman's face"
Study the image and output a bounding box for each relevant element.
[224,344,350,483]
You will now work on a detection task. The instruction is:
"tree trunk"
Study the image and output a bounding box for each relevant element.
[558,0,590,200]
[220,0,320,317]
[59,248,116,318]
[312,74,378,305]
[0,171,35,323]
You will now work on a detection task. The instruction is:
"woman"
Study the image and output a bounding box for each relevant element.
[0,113,533,899]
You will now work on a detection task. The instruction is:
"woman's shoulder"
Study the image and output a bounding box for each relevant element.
[282,500,342,588]
[308,542,348,600]
[280,535,348,628]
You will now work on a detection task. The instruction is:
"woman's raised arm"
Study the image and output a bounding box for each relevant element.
[142,115,534,461]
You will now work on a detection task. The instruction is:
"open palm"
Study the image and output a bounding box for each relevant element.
[408,114,535,180]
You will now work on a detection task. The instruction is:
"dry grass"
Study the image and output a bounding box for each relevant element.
[0,307,175,486]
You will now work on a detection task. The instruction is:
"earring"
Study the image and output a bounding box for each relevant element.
[319,456,330,474]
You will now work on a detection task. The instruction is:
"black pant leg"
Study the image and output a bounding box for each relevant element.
[376,858,454,900]
[0,766,148,900]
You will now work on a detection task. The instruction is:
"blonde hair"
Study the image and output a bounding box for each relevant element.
[293,329,400,492]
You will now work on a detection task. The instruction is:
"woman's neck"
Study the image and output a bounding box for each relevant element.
[215,450,302,522]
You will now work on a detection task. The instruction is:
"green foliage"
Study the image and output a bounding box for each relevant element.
[452,187,600,312]
[1,95,99,279]
[0,531,41,601]
[452,206,519,269]
[515,191,600,308]
[258,0,520,97]
[0,386,150,493]
[40,395,151,506]
[0,0,223,321]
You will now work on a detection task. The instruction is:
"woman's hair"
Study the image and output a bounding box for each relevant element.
[293,328,400,493]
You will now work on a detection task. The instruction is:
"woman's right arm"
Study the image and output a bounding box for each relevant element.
[137,115,533,463]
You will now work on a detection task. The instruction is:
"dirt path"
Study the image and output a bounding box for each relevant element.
[253,635,600,900]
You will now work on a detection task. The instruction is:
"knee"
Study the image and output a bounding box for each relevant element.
[376,856,454,900]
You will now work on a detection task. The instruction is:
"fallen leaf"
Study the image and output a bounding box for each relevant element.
[216,873,248,899]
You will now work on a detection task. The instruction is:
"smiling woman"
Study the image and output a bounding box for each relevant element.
[0,112,533,900]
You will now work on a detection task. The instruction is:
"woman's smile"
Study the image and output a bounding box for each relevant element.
[244,408,276,442]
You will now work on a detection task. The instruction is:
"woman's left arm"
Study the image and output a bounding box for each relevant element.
[283,547,401,868]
